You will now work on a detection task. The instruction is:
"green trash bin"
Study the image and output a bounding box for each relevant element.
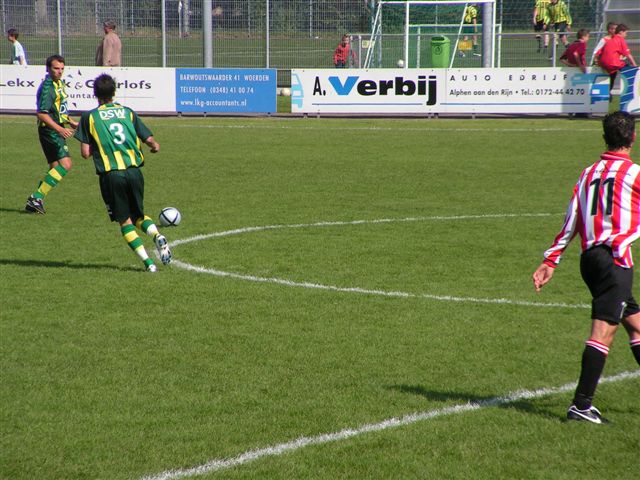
[431,36,451,68]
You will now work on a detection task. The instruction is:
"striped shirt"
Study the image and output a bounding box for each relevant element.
[75,103,152,174]
[36,75,70,129]
[464,6,478,24]
[549,1,571,25]
[544,151,640,269]
[534,0,551,24]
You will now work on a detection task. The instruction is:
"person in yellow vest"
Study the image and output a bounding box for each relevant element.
[533,0,551,54]
[460,4,480,58]
[549,0,572,50]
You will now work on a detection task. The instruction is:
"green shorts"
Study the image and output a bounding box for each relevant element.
[38,127,70,164]
[98,167,145,223]
[462,25,476,35]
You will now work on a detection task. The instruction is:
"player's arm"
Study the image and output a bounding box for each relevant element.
[532,183,580,291]
[533,7,538,25]
[36,112,75,138]
[573,51,587,73]
[80,143,92,159]
[144,136,160,153]
[74,112,92,158]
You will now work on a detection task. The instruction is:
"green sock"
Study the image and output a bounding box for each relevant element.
[121,224,153,267]
[33,165,67,200]
[135,215,160,238]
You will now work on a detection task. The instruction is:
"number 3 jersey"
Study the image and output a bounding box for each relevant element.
[544,151,640,269]
[75,103,153,174]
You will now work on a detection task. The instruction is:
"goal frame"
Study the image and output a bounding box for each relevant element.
[365,0,497,69]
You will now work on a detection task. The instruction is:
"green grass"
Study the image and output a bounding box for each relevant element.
[1,115,638,480]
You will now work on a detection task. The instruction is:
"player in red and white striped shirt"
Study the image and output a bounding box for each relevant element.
[533,111,640,424]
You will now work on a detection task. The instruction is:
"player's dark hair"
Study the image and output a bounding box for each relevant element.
[93,74,116,101]
[603,112,635,150]
[615,24,628,34]
[577,29,589,40]
[7,28,18,39]
[607,22,617,30]
[45,54,64,68]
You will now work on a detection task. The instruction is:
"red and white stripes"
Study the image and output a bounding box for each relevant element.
[585,338,610,356]
[544,151,640,269]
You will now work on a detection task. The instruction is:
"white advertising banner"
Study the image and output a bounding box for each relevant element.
[0,65,176,113]
[291,68,612,115]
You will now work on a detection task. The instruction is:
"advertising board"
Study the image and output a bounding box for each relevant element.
[175,69,276,113]
[0,65,175,113]
[291,68,613,115]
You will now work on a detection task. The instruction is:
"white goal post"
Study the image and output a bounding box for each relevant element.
[365,0,497,69]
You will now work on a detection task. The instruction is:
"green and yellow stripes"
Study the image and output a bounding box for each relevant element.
[121,223,154,268]
[33,165,67,200]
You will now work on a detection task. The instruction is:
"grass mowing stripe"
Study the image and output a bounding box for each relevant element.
[1,118,601,133]
[170,213,563,247]
[168,213,589,309]
[140,370,640,480]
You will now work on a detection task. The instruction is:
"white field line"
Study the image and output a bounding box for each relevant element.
[140,370,640,480]
[169,213,589,309]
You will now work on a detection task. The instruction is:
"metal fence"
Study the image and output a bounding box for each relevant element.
[0,1,631,72]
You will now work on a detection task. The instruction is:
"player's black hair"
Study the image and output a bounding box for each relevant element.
[45,54,65,68]
[615,24,628,34]
[577,29,589,40]
[93,74,116,101]
[603,111,636,150]
[7,28,18,39]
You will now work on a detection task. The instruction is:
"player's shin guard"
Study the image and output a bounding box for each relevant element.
[121,224,153,269]
[33,165,68,200]
[573,340,609,410]
[631,339,640,366]
[135,215,160,238]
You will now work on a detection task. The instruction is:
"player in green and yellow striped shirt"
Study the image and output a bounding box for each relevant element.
[533,0,551,54]
[74,74,171,272]
[25,55,78,214]
[549,0,572,48]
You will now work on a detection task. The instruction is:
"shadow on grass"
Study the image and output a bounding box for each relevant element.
[0,207,29,214]
[0,258,139,272]
[388,384,563,422]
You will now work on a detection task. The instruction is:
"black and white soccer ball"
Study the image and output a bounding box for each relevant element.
[159,207,181,227]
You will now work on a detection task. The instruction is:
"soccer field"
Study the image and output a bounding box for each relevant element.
[1,115,638,480]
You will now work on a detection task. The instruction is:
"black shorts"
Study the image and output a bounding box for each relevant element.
[98,167,145,224]
[38,127,70,164]
[534,21,548,33]
[554,22,568,34]
[580,245,639,323]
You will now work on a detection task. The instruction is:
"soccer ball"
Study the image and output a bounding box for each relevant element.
[159,207,181,227]
[397,59,405,68]
[281,87,291,97]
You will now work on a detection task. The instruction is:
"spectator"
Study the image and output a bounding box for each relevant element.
[460,3,480,57]
[591,22,616,66]
[7,28,27,65]
[598,24,637,100]
[549,0,572,49]
[560,29,589,73]
[533,0,551,54]
[95,20,122,67]
[333,34,357,68]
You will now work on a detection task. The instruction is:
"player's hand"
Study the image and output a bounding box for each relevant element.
[149,143,160,153]
[532,263,554,292]
[60,127,75,139]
